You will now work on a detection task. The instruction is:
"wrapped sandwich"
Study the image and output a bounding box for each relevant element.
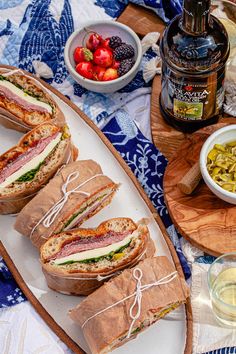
[0,122,73,215]
[70,256,189,354]
[14,160,119,248]
[0,68,65,132]
[40,218,155,295]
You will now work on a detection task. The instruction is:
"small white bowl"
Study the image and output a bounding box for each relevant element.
[64,20,142,93]
[200,124,236,204]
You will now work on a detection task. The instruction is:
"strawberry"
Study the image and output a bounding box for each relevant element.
[73,47,93,63]
[93,65,106,81]
[76,62,94,79]
[93,48,113,68]
[112,60,120,69]
[86,32,102,51]
[102,38,111,50]
[103,68,118,81]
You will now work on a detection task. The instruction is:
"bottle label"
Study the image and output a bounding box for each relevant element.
[173,98,203,120]
[172,83,209,120]
[161,64,225,122]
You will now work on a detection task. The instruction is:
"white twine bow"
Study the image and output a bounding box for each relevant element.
[81,267,178,336]
[127,268,143,338]
[42,172,90,228]
[30,172,104,239]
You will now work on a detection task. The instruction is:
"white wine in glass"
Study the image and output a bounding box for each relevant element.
[208,254,236,327]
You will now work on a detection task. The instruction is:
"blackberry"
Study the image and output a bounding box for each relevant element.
[118,59,134,77]
[109,36,122,49]
[114,44,135,61]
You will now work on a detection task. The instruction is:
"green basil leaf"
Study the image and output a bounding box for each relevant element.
[16,162,43,182]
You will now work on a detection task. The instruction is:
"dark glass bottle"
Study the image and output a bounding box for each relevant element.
[159,0,230,133]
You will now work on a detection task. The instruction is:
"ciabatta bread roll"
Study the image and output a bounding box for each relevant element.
[0,122,72,214]
[14,160,119,248]
[40,218,154,295]
[0,68,65,132]
[70,256,189,354]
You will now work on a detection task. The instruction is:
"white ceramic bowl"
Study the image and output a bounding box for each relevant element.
[64,20,142,93]
[200,124,236,204]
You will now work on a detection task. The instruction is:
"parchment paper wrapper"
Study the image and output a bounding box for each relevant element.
[0,67,65,132]
[0,138,73,215]
[14,160,118,248]
[70,256,189,354]
[41,230,155,296]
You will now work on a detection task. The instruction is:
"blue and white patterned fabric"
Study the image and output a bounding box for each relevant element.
[0,2,231,353]
[0,257,26,307]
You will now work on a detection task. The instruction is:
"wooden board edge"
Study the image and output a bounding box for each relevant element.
[0,241,85,354]
[0,64,192,354]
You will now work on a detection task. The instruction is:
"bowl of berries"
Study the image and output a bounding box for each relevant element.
[64,20,142,93]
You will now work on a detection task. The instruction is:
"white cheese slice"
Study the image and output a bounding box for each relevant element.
[53,231,139,265]
[63,193,109,231]
[0,132,62,189]
[0,80,53,114]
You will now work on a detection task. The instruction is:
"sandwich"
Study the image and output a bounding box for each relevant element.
[0,68,65,132]
[69,256,189,354]
[0,122,72,214]
[14,160,119,248]
[40,218,154,295]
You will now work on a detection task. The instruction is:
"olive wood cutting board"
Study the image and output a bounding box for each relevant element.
[164,119,236,256]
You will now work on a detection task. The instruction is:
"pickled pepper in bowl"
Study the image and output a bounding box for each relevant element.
[207,142,236,193]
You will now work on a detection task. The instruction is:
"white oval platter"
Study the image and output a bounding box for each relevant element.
[0,67,189,354]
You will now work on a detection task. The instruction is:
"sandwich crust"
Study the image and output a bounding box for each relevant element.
[41,218,138,262]
[40,219,153,295]
[0,123,73,214]
[0,68,65,132]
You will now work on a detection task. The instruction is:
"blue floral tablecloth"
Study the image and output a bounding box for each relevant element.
[0,1,231,354]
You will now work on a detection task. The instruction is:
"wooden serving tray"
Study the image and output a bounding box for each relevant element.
[164,119,236,257]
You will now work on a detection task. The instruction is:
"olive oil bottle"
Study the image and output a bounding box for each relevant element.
[159,0,230,133]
